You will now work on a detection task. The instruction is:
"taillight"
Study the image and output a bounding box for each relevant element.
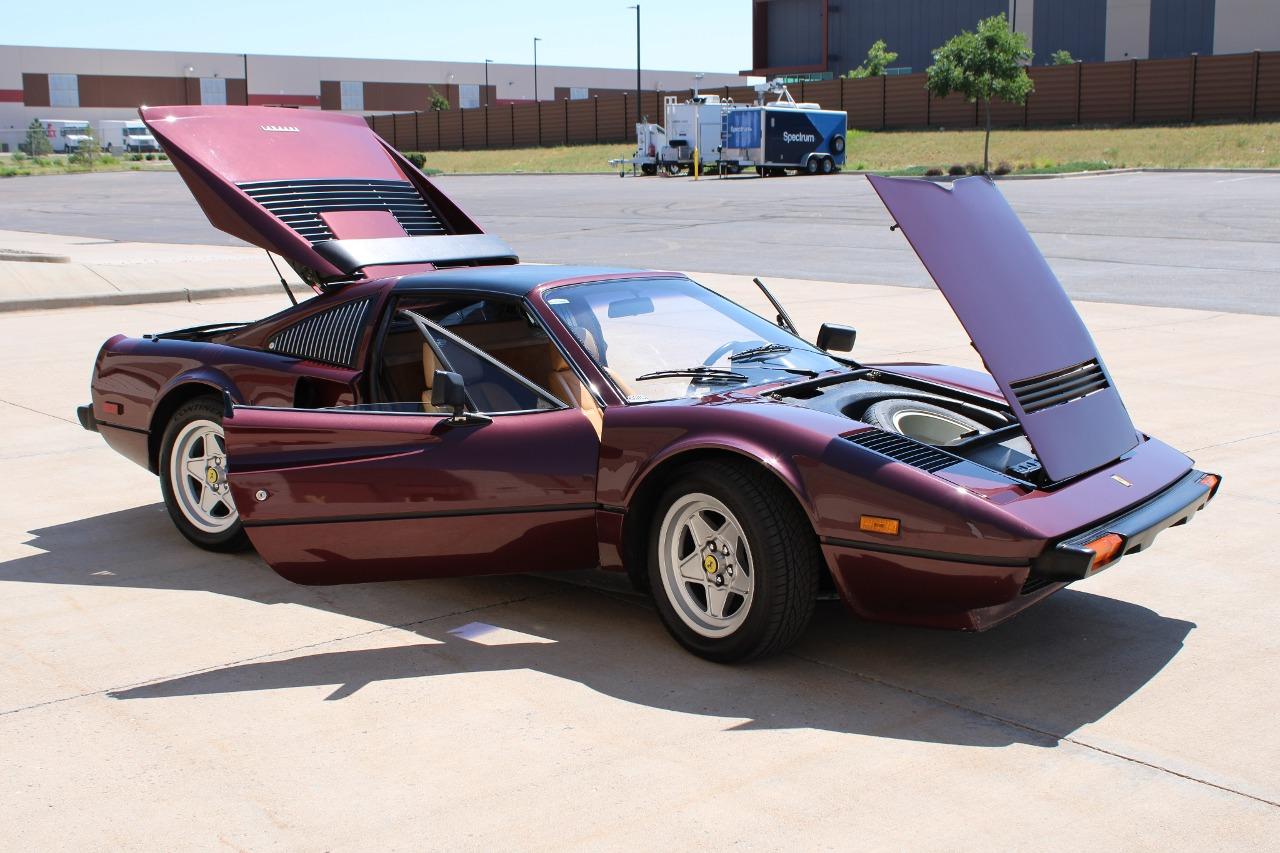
[1198,472,1221,499]
[1083,533,1124,573]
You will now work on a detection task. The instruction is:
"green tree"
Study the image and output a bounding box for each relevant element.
[846,39,899,79]
[25,119,52,157]
[1050,49,1075,65]
[925,13,1034,173]
[70,124,99,168]
[429,88,450,111]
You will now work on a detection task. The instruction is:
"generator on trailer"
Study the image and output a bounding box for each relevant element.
[615,82,846,177]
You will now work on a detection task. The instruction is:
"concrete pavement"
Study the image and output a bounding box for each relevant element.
[1,274,1277,849]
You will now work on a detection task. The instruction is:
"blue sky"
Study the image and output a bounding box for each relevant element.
[3,0,752,73]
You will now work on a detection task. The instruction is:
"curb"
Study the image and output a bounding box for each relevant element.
[0,283,284,313]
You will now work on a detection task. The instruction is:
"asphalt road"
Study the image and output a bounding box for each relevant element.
[1,169,1277,314]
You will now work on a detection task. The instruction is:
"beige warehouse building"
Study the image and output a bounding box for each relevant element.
[0,44,749,134]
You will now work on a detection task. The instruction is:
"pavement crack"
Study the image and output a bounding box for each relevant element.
[0,397,78,426]
[787,650,1280,810]
[0,590,555,718]
[1185,428,1280,453]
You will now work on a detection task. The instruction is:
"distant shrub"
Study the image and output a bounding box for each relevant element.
[129,153,143,161]
[924,167,944,177]
[405,151,427,169]
[144,153,155,161]
[994,161,1012,175]
[11,151,27,163]
[964,162,981,175]
[158,154,168,161]
[947,164,966,176]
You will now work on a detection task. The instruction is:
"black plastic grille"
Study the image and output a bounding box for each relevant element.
[238,179,447,244]
[845,429,961,474]
[1009,358,1109,415]
[267,298,371,367]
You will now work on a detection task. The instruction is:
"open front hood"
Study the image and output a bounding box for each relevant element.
[140,105,491,289]
[868,175,1138,482]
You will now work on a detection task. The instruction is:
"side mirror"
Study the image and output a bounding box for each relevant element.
[816,322,856,352]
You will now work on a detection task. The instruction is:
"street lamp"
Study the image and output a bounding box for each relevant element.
[533,37,541,102]
[627,5,640,126]
[484,59,493,107]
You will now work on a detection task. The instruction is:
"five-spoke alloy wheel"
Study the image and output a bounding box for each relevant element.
[648,460,820,662]
[159,397,250,552]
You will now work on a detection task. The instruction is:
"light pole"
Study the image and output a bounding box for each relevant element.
[533,37,541,101]
[484,59,493,107]
[627,5,640,126]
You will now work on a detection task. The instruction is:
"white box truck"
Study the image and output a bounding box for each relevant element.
[98,120,160,153]
[36,120,93,153]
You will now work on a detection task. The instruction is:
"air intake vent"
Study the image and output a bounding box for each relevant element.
[267,298,371,367]
[1009,358,1109,415]
[238,179,447,244]
[845,429,961,474]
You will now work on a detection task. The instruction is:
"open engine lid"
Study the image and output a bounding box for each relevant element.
[867,175,1138,482]
[140,105,502,290]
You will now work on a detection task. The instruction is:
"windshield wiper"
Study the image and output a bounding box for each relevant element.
[729,343,792,362]
[633,367,749,383]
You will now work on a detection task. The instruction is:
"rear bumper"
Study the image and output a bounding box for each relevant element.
[1031,469,1220,582]
[76,404,98,432]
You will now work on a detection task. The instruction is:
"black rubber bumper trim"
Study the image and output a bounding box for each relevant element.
[1031,469,1218,581]
[76,404,98,432]
[243,502,602,528]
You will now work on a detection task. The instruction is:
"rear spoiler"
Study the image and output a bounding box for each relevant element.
[312,235,519,276]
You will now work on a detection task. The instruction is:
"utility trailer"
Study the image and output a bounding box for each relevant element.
[614,94,748,176]
[722,88,847,176]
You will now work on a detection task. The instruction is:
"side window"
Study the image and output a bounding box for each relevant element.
[358,295,563,415]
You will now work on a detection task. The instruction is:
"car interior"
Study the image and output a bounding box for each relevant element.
[372,293,604,434]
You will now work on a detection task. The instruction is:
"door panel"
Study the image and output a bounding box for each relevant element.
[224,406,600,584]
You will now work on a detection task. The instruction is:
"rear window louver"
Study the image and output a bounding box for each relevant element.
[845,429,961,474]
[267,297,371,367]
[1009,358,1109,415]
[238,178,447,244]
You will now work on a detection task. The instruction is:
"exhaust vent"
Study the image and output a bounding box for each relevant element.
[238,179,447,244]
[845,429,961,474]
[267,297,371,367]
[1010,359,1109,415]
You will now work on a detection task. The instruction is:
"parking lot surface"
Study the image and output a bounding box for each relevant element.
[2,274,1277,849]
[0,169,1276,314]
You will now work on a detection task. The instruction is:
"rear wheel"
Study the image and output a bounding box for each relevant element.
[805,157,820,175]
[820,156,834,175]
[641,163,657,176]
[158,397,250,552]
[649,461,819,662]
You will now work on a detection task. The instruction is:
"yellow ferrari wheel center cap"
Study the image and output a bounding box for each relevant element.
[206,467,219,485]
[703,554,719,575]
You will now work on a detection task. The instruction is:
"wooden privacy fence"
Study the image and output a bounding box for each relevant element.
[369,50,1280,152]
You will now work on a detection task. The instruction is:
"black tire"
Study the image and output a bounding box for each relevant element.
[158,397,251,552]
[641,163,657,176]
[805,157,820,175]
[648,460,820,662]
[861,398,987,446]
[820,156,834,175]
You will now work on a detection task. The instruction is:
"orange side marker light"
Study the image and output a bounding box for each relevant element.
[1084,533,1125,573]
[859,515,901,536]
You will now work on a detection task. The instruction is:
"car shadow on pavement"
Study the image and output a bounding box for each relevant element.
[6,504,1196,748]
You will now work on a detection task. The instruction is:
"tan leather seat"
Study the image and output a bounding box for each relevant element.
[548,352,603,438]
[421,342,439,408]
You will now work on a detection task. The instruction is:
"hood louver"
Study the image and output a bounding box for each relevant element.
[1009,358,1109,415]
[238,178,447,245]
[846,429,961,474]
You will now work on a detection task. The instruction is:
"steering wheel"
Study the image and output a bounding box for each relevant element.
[701,339,768,367]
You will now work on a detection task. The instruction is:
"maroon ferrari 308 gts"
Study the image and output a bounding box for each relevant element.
[77,106,1219,661]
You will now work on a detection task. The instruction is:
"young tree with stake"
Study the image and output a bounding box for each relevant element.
[926,14,1033,174]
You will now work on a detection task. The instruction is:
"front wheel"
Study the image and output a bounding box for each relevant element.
[649,461,819,662]
[158,397,250,552]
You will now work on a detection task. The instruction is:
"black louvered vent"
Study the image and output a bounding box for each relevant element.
[267,298,371,367]
[238,179,447,244]
[1009,358,1109,415]
[846,429,961,474]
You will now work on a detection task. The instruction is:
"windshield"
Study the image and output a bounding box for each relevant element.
[124,127,149,137]
[546,277,846,402]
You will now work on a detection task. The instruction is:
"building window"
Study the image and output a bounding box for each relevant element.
[569,87,589,100]
[49,74,79,108]
[458,84,480,109]
[200,78,227,106]
[340,81,364,111]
